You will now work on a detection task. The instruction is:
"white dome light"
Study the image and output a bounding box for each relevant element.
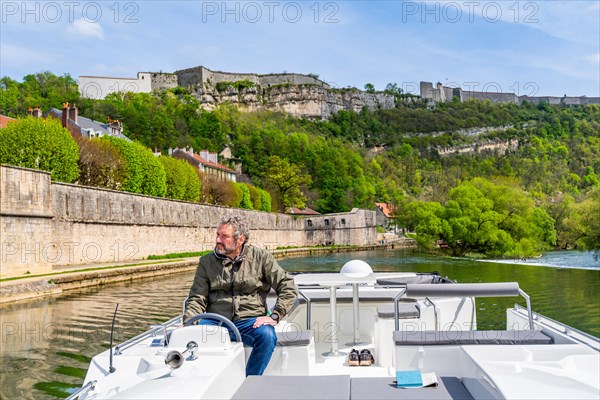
[340,260,373,278]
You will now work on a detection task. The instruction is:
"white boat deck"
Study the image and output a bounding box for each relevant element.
[74,272,600,400]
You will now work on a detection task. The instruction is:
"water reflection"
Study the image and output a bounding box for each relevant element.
[1,276,193,399]
[1,249,598,398]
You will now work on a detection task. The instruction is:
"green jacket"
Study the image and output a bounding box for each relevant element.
[184,244,297,322]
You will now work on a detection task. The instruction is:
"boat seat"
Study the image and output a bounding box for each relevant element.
[351,377,474,400]
[261,331,314,375]
[394,330,553,345]
[276,330,313,346]
[231,375,350,399]
[377,303,420,319]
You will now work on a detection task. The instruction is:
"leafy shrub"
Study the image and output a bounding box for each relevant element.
[159,156,201,201]
[104,137,166,197]
[260,189,272,212]
[215,80,256,92]
[0,117,79,182]
[182,162,201,202]
[199,172,239,206]
[159,156,186,200]
[76,136,126,189]
[237,183,253,209]
[246,183,262,211]
[227,181,243,207]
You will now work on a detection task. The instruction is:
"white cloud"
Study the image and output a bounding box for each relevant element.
[421,1,598,45]
[585,53,600,64]
[67,18,104,40]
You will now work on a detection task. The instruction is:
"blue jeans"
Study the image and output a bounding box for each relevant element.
[200,317,277,376]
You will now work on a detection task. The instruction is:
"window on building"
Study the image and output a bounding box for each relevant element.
[324,219,330,226]
[307,220,312,227]
[341,218,346,225]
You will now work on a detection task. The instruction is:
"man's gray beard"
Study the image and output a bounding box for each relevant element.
[215,245,235,256]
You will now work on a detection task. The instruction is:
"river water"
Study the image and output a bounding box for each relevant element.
[1,250,598,399]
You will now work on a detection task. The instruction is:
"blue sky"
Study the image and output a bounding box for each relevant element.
[1,1,599,96]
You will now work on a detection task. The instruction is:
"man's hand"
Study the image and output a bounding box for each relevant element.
[253,315,277,328]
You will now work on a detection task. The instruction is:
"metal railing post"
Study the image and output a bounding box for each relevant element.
[297,289,312,330]
[393,289,407,331]
[65,380,97,400]
[518,289,534,329]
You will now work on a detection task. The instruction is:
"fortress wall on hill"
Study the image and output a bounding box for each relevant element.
[78,73,152,100]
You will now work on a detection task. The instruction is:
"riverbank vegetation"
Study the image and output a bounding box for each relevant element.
[1,72,599,257]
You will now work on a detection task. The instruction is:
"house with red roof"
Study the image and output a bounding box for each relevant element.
[375,202,397,229]
[286,206,321,215]
[0,115,16,129]
[170,148,237,182]
[48,103,131,141]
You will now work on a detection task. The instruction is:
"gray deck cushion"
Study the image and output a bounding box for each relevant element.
[405,282,520,298]
[376,274,445,286]
[351,377,474,400]
[232,375,350,400]
[377,303,420,319]
[394,330,553,345]
[276,330,312,346]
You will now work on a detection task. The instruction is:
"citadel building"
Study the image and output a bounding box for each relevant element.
[419,81,600,106]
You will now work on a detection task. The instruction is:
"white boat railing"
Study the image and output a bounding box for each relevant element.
[64,380,96,400]
[113,315,181,355]
[397,282,534,330]
[512,303,600,350]
[297,284,407,330]
[297,289,312,330]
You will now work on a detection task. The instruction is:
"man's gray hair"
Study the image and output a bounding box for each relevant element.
[219,215,250,241]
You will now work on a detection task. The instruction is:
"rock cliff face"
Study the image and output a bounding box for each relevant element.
[437,139,519,157]
[189,83,396,119]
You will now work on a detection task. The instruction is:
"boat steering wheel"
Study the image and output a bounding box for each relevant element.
[183,313,242,342]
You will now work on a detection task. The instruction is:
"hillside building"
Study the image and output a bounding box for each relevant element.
[170,148,237,182]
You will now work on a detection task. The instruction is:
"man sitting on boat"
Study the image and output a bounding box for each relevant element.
[183,215,297,376]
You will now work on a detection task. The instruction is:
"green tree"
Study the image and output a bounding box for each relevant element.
[443,182,508,256]
[403,179,557,257]
[0,117,79,182]
[264,155,309,211]
[400,201,445,250]
[564,187,600,257]
[364,83,375,93]
[384,82,403,95]
[0,77,21,116]
[0,72,80,116]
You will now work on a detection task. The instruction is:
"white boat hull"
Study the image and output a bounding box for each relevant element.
[72,272,600,400]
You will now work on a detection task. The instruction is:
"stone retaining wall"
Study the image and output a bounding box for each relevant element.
[0,165,377,278]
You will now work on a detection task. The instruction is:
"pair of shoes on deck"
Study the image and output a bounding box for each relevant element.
[348,349,374,366]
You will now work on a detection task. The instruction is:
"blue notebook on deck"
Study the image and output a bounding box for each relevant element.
[396,370,438,388]
[396,370,423,387]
